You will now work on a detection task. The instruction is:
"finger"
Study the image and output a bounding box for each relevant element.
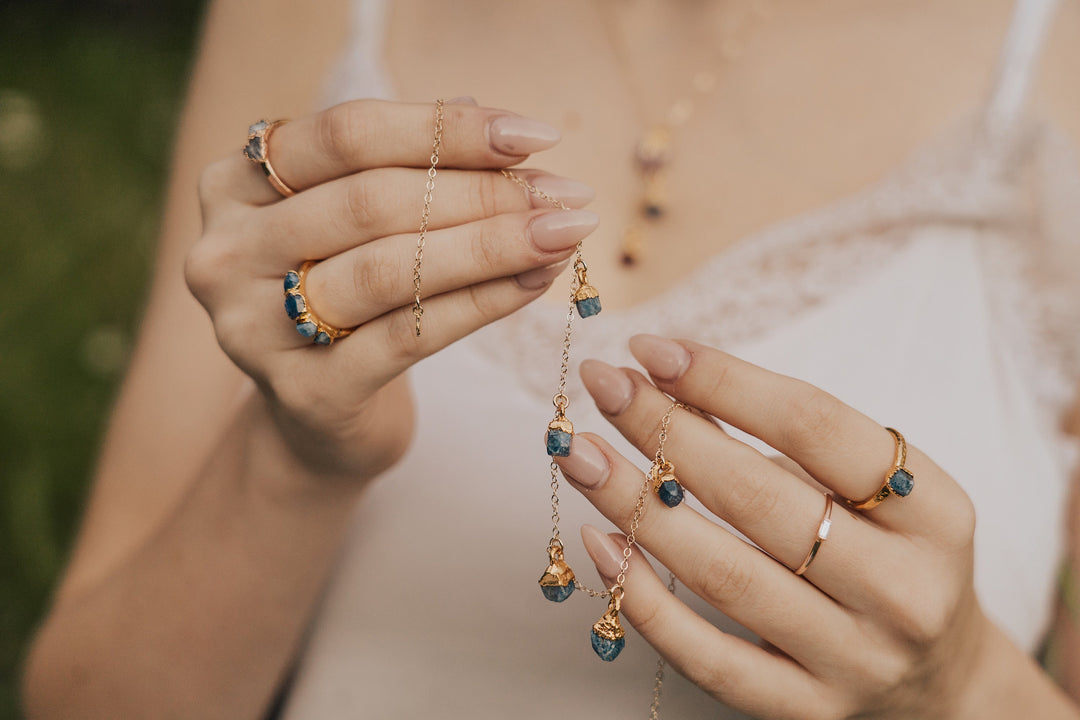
[578,359,903,606]
[580,526,838,718]
[301,208,597,330]
[628,335,970,539]
[287,259,572,396]
[555,432,861,674]
[265,99,561,193]
[248,168,594,268]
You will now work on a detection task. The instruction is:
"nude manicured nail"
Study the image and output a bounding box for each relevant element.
[529,209,599,252]
[528,175,596,206]
[629,334,691,382]
[580,359,633,415]
[556,434,610,489]
[489,115,561,155]
[581,524,625,579]
[515,259,571,290]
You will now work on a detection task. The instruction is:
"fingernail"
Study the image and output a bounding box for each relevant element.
[629,334,691,382]
[447,96,478,105]
[581,524,625,579]
[489,115,561,155]
[556,434,610,489]
[515,259,571,290]
[529,209,599,252]
[528,175,596,207]
[580,359,633,415]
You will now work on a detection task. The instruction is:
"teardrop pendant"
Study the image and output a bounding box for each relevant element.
[651,460,685,508]
[538,543,576,603]
[590,593,626,661]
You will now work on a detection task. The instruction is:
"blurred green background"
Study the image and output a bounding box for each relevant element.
[0,1,203,716]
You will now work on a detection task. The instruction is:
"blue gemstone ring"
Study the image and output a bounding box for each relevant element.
[846,427,915,511]
[243,119,297,198]
[283,261,353,346]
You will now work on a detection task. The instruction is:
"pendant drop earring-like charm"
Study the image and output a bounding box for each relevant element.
[546,394,574,457]
[651,459,685,508]
[538,543,576,602]
[591,589,626,661]
[573,260,602,318]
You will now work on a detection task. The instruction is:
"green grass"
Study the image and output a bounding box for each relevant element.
[0,4,201,717]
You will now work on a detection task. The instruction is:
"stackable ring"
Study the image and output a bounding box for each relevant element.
[243,119,297,197]
[794,494,833,576]
[283,261,353,346]
[846,427,915,511]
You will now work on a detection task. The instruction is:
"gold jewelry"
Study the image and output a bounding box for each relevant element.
[412,99,444,336]
[283,261,353,346]
[794,494,833,576]
[243,120,296,197]
[847,427,916,510]
[649,404,688,508]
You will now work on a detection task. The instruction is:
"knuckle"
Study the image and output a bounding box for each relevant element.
[184,234,236,301]
[696,547,756,607]
[470,215,510,270]
[343,174,380,230]
[464,280,503,321]
[722,462,784,523]
[353,252,402,307]
[380,306,423,361]
[319,101,373,165]
[889,590,952,648]
[783,387,845,454]
[468,169,502,218]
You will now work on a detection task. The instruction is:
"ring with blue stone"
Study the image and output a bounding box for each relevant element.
[283,261,353,346]
[846,427,915,511]
[243,119,297,198]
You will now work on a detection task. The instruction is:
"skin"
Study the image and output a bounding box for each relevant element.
[19,0,1080,717]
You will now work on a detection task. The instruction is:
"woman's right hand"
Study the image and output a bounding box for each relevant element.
[185,99,597,481]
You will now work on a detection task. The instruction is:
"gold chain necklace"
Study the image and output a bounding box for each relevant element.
[604,0,777,267]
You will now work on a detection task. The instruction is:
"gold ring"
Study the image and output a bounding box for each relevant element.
[794,494,833,576]
[283,261,353,346]
[846,427,915,511]
[243,119,296,197]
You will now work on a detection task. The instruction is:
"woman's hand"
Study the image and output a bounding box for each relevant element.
[556,335,1073,719]
[186,98,597,481]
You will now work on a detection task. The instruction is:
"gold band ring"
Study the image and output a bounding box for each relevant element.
[243,119,297,197]
[794,494,833,576]
[846,427,915,511]
[283,261,353,346]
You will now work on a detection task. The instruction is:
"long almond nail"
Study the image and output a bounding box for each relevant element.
[629,335,691,382]
[581,524,625,580]
[529,209,599,252]
[489,115,560,155]
[580,359,633,415]
[556,434,610,489]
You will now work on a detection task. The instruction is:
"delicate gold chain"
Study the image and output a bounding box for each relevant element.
[413,99,444,336]
[648,571,678,720]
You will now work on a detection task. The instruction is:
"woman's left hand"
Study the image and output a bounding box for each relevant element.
[556,335,995,720]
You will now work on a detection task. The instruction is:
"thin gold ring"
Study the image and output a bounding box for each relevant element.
[794,494,833,576]
[243,119,297,197]
[283,261,353,346]
[846,427,915,511]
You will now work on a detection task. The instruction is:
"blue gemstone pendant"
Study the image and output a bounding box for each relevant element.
[591,595,626,662]
[546,417,573,457]
[651,460,684,508]
[572,261,601,318]
[538,544,576,603]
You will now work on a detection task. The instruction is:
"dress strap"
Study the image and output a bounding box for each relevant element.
[983,0,1060,139]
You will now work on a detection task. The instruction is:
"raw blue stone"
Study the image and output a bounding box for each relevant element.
[296,320,318,338]
[888,468,914,497]
[314,331,332,346]
[249,120,268,135]
[283,271,301,290]
[284,293,306,319]
[546,428,572,457]
[243,136,264,161]
[591,631,625,662]
[541,582,575,603]
[576,296,602,318]
[657,480,684,508]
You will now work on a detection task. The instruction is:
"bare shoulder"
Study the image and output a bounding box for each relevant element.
[1036,0,1080,145]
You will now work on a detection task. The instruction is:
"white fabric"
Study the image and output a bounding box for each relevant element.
[285,1,1080,716]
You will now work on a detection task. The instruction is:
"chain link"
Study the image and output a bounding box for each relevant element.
[413,99,444,336]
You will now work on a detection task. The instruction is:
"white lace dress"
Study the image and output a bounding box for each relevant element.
[281,1,1080,716]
